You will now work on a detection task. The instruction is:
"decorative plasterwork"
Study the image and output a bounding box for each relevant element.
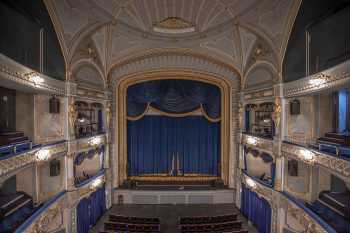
[241,133,273,153]
[282,142,350,179]
[76,86,108,101]
[153,17,195,34]
[283,59,350,97]
[45,0,301,82]
[108,50,240,87]
[113,70,237,187]
[280,196,328,233]
[20,193,66,233]
[0,142,67,178]
[0,54,65,95]
[242,87,274,102]
[68,134,107,154]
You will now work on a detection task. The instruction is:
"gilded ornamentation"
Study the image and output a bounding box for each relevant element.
[282,142,350,179]
[154,17,193,30]
[283,59,350,97]
[243,88,274,101]
[21,196,65,233]
[272,97,281,135]
[106,102,111,129]
[241,134,274,153]
[68,100,77,137]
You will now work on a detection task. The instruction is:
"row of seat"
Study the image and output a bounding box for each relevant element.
[109,214,160,224]
[179,214,237,225]
[179,221,244,233]
[104,222,160,232]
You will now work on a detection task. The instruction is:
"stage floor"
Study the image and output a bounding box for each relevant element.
[89,204,258,233]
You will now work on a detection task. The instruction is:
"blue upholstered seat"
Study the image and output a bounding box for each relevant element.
[308,201,350,233]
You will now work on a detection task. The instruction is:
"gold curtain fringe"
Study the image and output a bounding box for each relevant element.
[126,104,221,122]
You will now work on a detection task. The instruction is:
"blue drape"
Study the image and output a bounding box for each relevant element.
[241,184,271,233]
[77,198,90,233]
[127,115,220,176]
[127,79,221,119]
[77,186,106,233]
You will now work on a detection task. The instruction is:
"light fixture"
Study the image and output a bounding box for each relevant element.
[90,137,102,146]
[90,177,102,189]
[245,177,257,189]
[28,73,44,84]
[309,78,326,86]
[298,149,315,161]
[36,149,51,161]
[247,136,258,146]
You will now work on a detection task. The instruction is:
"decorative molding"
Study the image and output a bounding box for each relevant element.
[241,133,273,153]
[242,87,274,101]
[0,53,65,95]
[153,17,195,34]
[76,86,108,101]
[283,59,350,97]
[16,193,66,233]
[282,142,350,179]
[68,134,107,154]
[281,196,328,233]
[0,142,67,177]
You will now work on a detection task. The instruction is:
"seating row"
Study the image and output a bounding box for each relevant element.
[179,221,243,233]
[179,214,237,225]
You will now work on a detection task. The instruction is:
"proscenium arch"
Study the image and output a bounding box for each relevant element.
[112,69,238,187]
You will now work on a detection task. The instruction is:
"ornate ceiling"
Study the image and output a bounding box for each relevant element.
[44,0,301,89]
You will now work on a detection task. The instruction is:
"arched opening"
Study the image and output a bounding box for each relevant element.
[115,70,233,186]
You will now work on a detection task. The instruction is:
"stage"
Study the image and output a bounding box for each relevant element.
[113,187,235,205]
[89,204,258,233]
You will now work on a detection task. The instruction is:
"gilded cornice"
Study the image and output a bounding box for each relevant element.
[283,59,350,97]
[241,133,274,153]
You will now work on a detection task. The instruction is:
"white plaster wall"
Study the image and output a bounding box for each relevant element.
[286,160,309,194]
[16,92,34,140]
[34,95,65,144]
[16,167,34,197]
[285,96,316,144]
[38,158,64,202]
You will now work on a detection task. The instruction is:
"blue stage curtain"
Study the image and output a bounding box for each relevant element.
[77,198,90,233]
[241,184,271,233]
[89,186,106,226]
[127,79,221,119]
[77,186,106,233]
[127,115,220,176]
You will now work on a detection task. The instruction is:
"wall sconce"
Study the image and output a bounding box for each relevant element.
[90,137,102,146]
[90,177,102,189]
[245,177,257,189]
[28,72,44,85]
[36,149,51,161]
[247,136,258,146]
[309,78,325,86]
[298,148,315,161]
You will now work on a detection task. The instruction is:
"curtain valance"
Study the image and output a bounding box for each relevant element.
[127,79,221,121]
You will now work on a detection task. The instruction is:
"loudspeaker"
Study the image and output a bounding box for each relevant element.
[49,96,60,114]
[50,159,60,176]
[290,99,300,115]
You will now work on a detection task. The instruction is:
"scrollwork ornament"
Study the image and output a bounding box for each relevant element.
[272,97,281,136]
[68,100,77,137]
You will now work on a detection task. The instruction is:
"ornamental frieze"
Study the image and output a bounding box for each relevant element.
[241,133,273,153]
[283,59,350,97]
[243,88,274,101]
[282,142,350,179]
[68,134,107,154]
